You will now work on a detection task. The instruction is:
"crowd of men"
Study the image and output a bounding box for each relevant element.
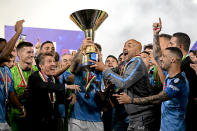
[0,18,197,131]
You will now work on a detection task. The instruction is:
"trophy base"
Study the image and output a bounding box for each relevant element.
[82,52,98,66]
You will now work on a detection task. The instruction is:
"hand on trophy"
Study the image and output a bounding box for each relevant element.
[80,37,95,55]
[153,18,162,35]
[89,59,107,72]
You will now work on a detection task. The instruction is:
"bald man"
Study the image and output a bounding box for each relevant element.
[90,39,160,131]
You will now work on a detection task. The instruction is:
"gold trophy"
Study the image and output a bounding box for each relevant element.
[70,9,108,66]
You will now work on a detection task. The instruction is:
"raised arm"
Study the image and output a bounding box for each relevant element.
[70,37,94,74]
[0,20,24,60]
[153,18,162,63]
[55,64,70,77]
[90,57,144,89]
[149,52,166,84]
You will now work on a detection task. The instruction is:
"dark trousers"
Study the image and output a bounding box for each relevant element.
[102,110,113,131]
[186,102,197,131]
[128,111,160,131]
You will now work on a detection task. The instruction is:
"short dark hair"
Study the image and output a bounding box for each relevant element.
[189,50,197,55]
[159,33,172,41]
[106,55,118,63]
[0,38,6,44]
[0,38,7,53]
[94,43,102,52]
[16,42,33,51]
[173,32,190,52]
[54,52,60,62]
[40,41,53,50]
[37,52,54,65]
[118,53,123,59]
[166,47,183,62]
[141,51,150,55]
[144,44,153,51]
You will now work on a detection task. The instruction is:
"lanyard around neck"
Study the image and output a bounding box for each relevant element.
[0,68,8,98]
[84,71,96,92]
[182,55,188,61]
[38,71,56,103]
[17,63,33,88]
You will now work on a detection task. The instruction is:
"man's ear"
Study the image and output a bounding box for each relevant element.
[39,64,43,70]
[179,44,183,50]
[171,57,176,63]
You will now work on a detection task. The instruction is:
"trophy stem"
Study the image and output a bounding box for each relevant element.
[70,9,108,67]
[84,29,95,42]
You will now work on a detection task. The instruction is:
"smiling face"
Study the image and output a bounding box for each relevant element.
[40,43,55,54]
[39,55,56,76]
[61,54,73,66]
[18,46,34,64]
[123,39,141,60]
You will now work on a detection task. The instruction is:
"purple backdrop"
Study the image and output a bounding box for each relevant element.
[5,25,84,56]
[190,41,197,51]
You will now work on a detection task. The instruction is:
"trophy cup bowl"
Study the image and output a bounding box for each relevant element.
[70,9,108,66]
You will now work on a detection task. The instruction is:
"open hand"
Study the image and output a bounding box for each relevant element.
[89,59,107,72]
[35,39,41,53]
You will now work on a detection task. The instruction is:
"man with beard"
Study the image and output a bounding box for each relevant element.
[115,47,189,131]
[153,18,197,131]
[90,39,159,131]
[35,41,55,67]
[8,42,38,131]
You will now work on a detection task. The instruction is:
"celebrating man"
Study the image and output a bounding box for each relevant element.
[90,39,160,131]
[25,53,80,131]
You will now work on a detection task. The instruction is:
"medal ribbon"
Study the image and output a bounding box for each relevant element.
[153,66,161,88]
[17,64,28,88]
[85,71,96,92]
[182,54,188,61]
[39,71,56,103]
[120,60,130,75]
[0,68,8,98]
